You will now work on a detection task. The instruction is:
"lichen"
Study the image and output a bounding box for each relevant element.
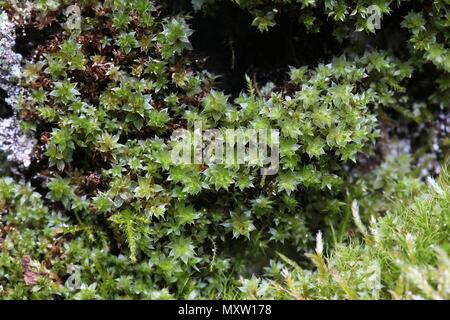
[0,11,35,168]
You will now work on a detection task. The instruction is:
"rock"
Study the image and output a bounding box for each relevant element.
[0,11,35,168]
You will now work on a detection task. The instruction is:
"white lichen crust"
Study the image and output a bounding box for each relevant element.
[0,11,35,168]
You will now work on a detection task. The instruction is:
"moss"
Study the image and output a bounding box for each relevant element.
[244,166,449,300]
[0,0,448,299]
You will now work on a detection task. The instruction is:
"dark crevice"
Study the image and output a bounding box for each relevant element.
[0,88,14,119]
[13,26,46,57]
[189,3,341,95]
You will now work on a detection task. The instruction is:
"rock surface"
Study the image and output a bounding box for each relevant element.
[0,11,35,168]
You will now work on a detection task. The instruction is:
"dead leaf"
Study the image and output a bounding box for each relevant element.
[22,256,48,286]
